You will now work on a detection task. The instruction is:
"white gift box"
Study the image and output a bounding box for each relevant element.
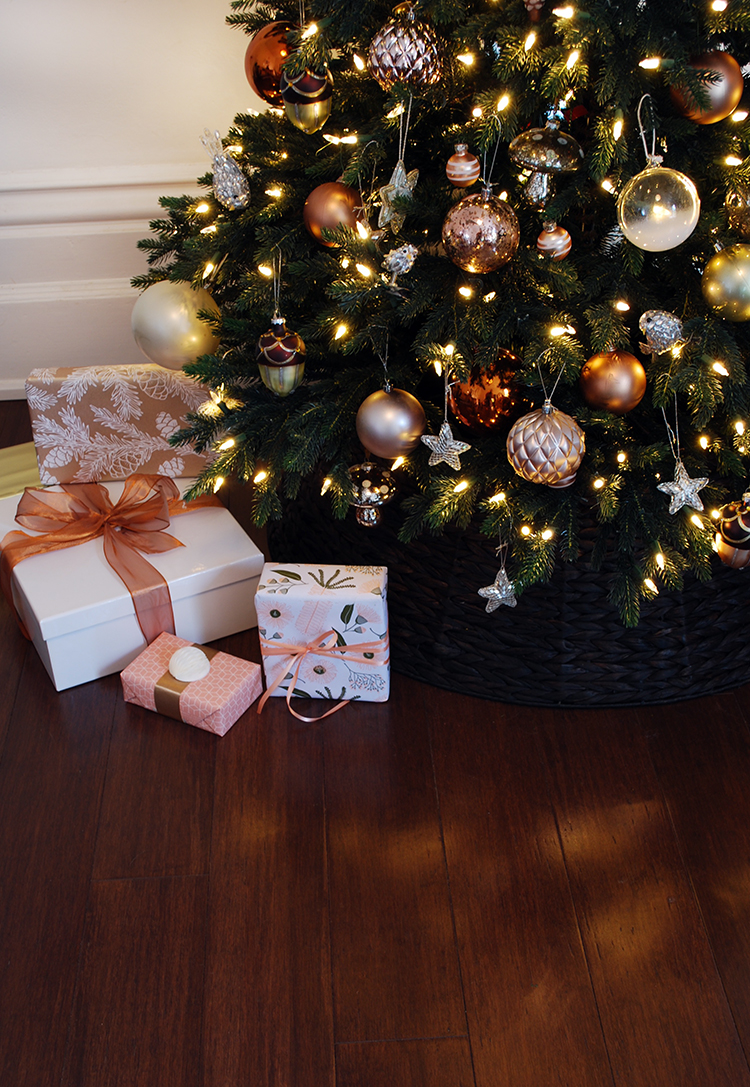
[0,480,264,691]
[255,562,390,703]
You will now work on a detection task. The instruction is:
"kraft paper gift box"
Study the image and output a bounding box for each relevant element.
[25,363,211,484]
[255,563,390,703]
[0,479,264,692]
[121,632,263,736]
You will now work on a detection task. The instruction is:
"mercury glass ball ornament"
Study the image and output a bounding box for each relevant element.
[506,401,585,488]
[702,244,750,321]
[243,21,293,106]
[131,281,220,370]
[446,145,481,188]
[579,349,647,415]
[726,184,750,238]
[448,350,528,431]
[303,182,363,246]
[348,462,397,527]
[442,187,520,273]
[671,52,744,125]
[355,387,426,459]
[255,316,306,396]
[617,166,700,252]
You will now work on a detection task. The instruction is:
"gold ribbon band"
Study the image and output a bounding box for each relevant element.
[153,644,218,721]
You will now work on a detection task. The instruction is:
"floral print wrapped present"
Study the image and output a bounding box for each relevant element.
[25,363,211,484]
[255,563,390,710]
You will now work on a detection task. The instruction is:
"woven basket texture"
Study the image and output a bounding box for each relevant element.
[267,482,750,707]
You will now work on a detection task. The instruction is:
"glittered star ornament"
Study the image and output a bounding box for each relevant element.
[421,421,471,471]
[657,458,709,514]
[378,160,419,233]
[478,568,517,612]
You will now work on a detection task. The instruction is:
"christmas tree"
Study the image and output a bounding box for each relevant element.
[133,0,750,626]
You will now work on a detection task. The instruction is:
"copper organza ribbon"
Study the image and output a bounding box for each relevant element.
[0,475,220,644]
[257,628,390,722]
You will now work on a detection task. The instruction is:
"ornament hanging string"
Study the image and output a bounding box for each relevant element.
[272,248,282,318]
[397,94,414,165]
[481,126,504,188]
[536,352,567,405]
[637,94,663,166]
[661,393,682,461]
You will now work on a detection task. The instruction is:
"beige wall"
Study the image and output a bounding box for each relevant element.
[0,0,261,396]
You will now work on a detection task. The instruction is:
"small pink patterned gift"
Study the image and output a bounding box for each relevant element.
[121,631,263,736]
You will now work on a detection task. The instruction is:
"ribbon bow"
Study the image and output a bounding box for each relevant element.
[257,628,389,722]
[0,474,220,644]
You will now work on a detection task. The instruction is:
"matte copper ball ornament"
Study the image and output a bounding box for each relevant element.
[579,349,647,415]
[702,243,750,321]
[367,2,442,91]
[355,387,427,460]
[243,21,294,106]
[446,145,481,188]
[448,351,528,431]
[255,316,306,396]
[537,222,572,261]
[671,52,744,125]
[303,182,364,246]
[442,187,520,273]
[280,67,333,134]
[131,281,221,370]
[506,400,586,488]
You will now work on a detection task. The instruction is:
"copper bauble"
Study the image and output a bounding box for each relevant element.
[131,281,220,370]
[442,187,519,273]
[303,182,363,246]
[727,184,750,238]
[243,21,293,106]
[506,402,585,488]
[446,144,480,188]
[281,67,333,134]
[703,244,750,321]
[448,351,528,431]
[671,52,744,125]
[579,349,647,414]
[256,316,306,396]
[355,387,426,459]
[537,223,572,260]
[367,3,442,91]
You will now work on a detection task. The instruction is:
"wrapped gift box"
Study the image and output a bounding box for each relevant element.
[256,563,390,703]
[121,632,263,735]
[0,480,264,691]
[25,363,211,484]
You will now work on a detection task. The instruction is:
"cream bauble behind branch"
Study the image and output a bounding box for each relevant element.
[132,281,220,370]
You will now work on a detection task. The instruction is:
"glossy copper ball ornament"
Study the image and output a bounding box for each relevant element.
[579,349,647,414]
[537,222,572,260]
[448,350,528,431]
[506,401,585,488]
[349,462,397,527]
[280,67,333,134]
[671,52,744,125]
[243,21,293,106]
[131,281,221,370]
[256,316,306,396]
[442,187,520,273]
[703,243,750,321]
[303,182,364,246]
[367,3,442,91]
[726,183,750,238]
[355,387,426,459]
[446,145,480,188]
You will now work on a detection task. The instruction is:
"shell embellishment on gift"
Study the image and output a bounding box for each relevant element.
[169,646,212,683]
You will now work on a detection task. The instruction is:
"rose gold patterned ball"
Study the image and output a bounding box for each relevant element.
[355,387,426,459]
[506,404,585,488]
[367,3,442,90]
[537,223,572,260]
[446,145,481,188]
[442,189,520,273]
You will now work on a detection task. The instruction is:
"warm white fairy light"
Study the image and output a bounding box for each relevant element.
[213,476,225,493]
[334,323,347,340]
[711,508,722,519]
[195,203,210,214]
[472,106,483,118]
[258,264,273,277]
[736,420,746,435]
[497,94,510,111]
[520,524,532,536]
[731,109,749,122]
[227,145,243,155]
[489,491,506,504]
[541,528,554,541]
[444,343,456,356]
[524,31,536,50]
[202,262,215,278]
[498,190,509,201]
[302,22,318,38]
[601,178,615,193]
[386,103,405,119]
[433,359,443,376]
[265,187,282,198]
[459,286,473,298]
[549,325,566,337]
[655,552,666,570]
[453,480,470,493]
[392,457,405,470]
[457,53,475,65]
[553,5,575,15]
[253,469,268,484]
[356,220,370,240]
[593,477,606,490]
[320,477,332,495]
[639,57,662,69]
[200,225,217,235]
[699,435,710,449]
[615,300,630,311]
[712,0,728,9]
[566,50,580,69]
[613,118,623,140]
[643,578,658,594]
[356,263,372,277]
[617,451,627,463]
[218,438,235,451]
[341,257,350,269]
[726,155,743,166]
[353,53,365,70]
[713,361,730,376]
[483,291,497,302]
[690,514,704,529]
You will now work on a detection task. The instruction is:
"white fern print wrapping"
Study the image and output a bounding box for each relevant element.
[25,364,212,484]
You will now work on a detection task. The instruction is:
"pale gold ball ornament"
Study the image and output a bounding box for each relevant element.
[506,400,585,488]
[131,281,220,370]
[355,387,426,459]
[702,243,750,321]
[442,187,520,273]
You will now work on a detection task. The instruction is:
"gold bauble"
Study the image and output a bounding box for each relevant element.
[303,182,363,246]
[442,187,520,273]
[702,244,750,322]
[579,349,647,414]
[131,281,220,370]
[671,52,744,125]
[355,388,426,459]
[506,402,585,488]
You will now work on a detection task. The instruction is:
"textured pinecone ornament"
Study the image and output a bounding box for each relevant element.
[256,316,306,396]
[506,400,586,488]
[200,130,250,211]
[367,3,442,91]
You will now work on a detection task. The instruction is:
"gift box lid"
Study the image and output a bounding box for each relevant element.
[255,562,388,604]
[0,480,264,640]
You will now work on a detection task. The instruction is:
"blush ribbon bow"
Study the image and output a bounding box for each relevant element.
[0,475,220,644]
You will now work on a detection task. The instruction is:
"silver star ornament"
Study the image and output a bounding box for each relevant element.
[478,568,517,612]
[378,159,419,233]
[421,421,471,471]
[657,459,709,515]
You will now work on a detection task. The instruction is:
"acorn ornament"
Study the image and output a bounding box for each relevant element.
[280,67,333,134]
[367,3,442,90]
[579,349,647,414]
[256,315,306,396]
[446,145,481,188]
[716,492,750,568]
[506,400,586,488]
[537,222,572,260]
[671,52,744,125]
[442,186,520,273]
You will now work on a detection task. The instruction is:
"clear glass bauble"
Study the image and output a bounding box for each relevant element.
[616,166,700,252]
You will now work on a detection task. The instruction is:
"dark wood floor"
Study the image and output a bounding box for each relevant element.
[3,399,750,1086]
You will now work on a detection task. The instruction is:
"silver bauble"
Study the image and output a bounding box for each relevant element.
[131,281,221,369]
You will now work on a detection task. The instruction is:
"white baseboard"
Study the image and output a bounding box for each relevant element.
[0,380,30,400]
